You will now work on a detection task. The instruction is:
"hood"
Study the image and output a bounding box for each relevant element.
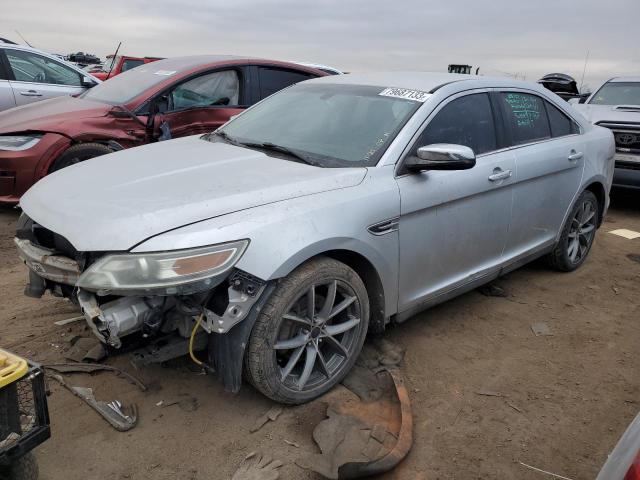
[573,103,640,124]
[20,136,367,252]
[0,96,110,135]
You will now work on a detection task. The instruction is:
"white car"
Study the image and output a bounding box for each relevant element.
[0,39,100,112]
[571,77,640,189]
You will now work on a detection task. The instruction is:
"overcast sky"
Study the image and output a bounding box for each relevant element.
[2,0,638,91]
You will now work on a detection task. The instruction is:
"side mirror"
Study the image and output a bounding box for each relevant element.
[405,144,476,172]
[568,98,580,105]
[81,76,97,88]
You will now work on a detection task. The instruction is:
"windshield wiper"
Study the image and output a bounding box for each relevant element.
[240,141,319,166]
[205,130,241,145]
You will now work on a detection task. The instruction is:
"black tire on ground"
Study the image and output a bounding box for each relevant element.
[547,190,599,272]
[0,453,39,480]
[49,143,113,173]
[244,257,369,404]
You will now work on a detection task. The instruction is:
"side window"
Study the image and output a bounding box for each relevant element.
[545,100,579,137]
[499,92,550,145]
[5,50,82,86]
[413,93,497,156]
[169,70,239,111]
[121,59,144,72]
[258,68,313,99]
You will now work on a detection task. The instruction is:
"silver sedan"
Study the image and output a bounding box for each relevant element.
[16,72,615,403]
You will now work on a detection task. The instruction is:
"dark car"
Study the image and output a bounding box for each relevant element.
[0,55,327,203]
[538,73,589,102]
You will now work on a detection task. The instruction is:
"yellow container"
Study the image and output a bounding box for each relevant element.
[0,349,28,389]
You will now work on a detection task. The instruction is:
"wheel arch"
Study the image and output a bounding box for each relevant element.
[321,249,387,334]
[267,240,393,334]
[583,180,607,227]
[44,140,119,174]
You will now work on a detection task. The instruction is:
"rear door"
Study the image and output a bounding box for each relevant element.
[0,51,16,111]
[4,48,85,106]
[496,90,584,261]
[157,67,248,138]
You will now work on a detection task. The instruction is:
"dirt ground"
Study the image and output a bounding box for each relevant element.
[1,190,638,480]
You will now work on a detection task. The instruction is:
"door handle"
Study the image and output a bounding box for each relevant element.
[488,169,512,182]
[568,151,583,161]
[19,90,42,97]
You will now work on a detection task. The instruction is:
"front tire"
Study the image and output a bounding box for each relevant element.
[547,190,599,272]
[244,257,369,404]
[49,143,113,173]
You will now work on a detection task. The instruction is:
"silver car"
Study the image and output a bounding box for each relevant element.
[0,39,100,112]
[571,76,640,189]
[15,73,614,403]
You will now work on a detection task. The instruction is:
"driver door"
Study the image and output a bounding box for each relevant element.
[157,68,248,139]
[396,91,516,315]
[4,49,85,106]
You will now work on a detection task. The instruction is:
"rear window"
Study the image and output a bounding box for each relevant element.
[499,92,550,145]
[258,67,314,99]
[545,101,579,137]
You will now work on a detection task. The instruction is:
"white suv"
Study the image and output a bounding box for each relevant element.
[0,39,100,112]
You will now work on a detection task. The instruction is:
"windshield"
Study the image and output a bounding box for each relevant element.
[81,64,178,105]
[589,82,640,106]
[214,83,422,167]
[100,55,120,73]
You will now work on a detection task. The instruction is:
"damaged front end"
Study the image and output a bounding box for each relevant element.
[15,214,270,392]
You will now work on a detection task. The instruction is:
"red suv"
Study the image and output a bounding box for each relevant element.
[0,55,327,203]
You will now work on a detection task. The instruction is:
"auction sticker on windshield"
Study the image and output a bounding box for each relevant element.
[379,87,431,102]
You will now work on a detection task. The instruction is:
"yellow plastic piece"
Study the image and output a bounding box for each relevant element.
[0,349,28,389]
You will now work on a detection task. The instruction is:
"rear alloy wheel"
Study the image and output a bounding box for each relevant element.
[245,257,369,404]
[547,190,599,272]
[49,142,114,173]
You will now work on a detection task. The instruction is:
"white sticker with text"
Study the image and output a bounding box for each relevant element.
[379,87,431,102]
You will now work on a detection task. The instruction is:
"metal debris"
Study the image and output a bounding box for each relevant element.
[49,374,138,431]
[54,315,85,326]
[475,390,502,397]
[250,406,283,433]
[531,322,553,336]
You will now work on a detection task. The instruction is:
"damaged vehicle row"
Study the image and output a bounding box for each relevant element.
[15,73,614,404]
[0,55,327,203]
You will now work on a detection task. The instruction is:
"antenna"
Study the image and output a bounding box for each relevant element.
[105,42,122,81]
[579,50,590,93]
[15,30,33,47]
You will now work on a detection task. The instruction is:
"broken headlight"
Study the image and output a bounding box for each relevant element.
[0,134,43,151]
[77,240,249,295]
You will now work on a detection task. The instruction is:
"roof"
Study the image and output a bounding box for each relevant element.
[306,71,549,94]
[142,55,327,74]
[609,76,640,83]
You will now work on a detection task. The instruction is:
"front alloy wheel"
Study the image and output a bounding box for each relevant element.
[244,257,369,404]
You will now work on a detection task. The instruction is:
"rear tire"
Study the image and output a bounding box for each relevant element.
[0,453,39,480]
[547,190,599,272]
[244,257,369,404]
[49,143,113,173]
